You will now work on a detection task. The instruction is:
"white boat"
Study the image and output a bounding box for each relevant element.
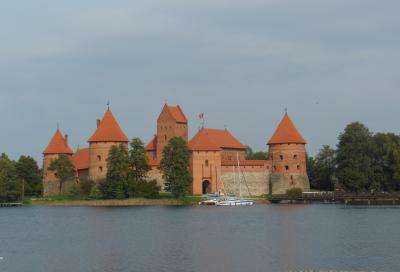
[216,197,254,206]
[199,153,254,206]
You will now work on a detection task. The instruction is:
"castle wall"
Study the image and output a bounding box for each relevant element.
[43,179,77,196]
[190,151,222,195]
[88,142,128,181]
[221,149,246,161]
[147,167,165,191]
[268,143,307,174]
[221,170,270,196]
[270,173,310,194]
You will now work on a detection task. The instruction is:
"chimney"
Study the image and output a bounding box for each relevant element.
[64,134,68,145]
[96,119,101,127]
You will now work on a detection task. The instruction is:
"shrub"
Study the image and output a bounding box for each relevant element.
[68,184,81,197]
[89,185,102,199]
[286,188,303,199]
[79,179,94,195]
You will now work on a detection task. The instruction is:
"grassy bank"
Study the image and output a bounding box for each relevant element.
[28,193,205,206]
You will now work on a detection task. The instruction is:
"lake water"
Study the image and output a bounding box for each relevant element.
[0,204,399,272]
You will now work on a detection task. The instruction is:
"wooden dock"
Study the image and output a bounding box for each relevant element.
[270,192,400,205]
[0,203,23,207]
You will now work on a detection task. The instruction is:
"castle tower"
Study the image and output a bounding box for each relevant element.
[42,129,73,195]
[146,104,188,161]
[88,109,129,180]
[267,112,310,193]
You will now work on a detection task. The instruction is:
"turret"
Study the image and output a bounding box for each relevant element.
[146,104,188,161]
[88,109,129,180]
[267,112,309,193]
[42,128,73,195]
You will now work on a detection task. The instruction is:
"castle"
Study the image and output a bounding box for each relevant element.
[42,104,310,196]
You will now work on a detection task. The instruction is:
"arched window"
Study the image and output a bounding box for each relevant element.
[280,155,284,160]
[285,165,289,171]
[97,155,101,161]
[164,135,167,141]
[99,166,103,172]
[205,160,209,167]
[297,165,300,170]
[293,154,298,159]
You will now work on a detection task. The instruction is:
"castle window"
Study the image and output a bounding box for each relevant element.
[280,155,284,160]
[164,135,167,141]
[285,165,289,171]
[293,154,298,159]
[97,155,101,161]
[205,160,209,167]
[99,166,103,172]
[297,165,300,170]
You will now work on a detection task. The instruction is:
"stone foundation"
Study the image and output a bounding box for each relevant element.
[221,170,270,196]
[43,179,78,196]
[270,173,310,194]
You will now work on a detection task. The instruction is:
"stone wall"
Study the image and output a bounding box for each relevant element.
[147,172,166,191]
[221,170,270,196]
[270,173,310,194]
[43,179,78,196]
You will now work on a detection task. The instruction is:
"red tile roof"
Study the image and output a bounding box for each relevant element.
[222,160,268,166]
[43,129,73,155]
[165,104,187,123]
[88,110,129,143]
[268,113,306,145]
[145,135,157,151]
[189,128,246,151]
[72,148,90,170]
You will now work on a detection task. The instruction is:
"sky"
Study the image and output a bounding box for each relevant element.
[0,0,399,163]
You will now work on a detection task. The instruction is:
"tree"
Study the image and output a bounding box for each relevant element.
[48,154,76,194]
[100,144,129,199]
[127,138,150,196]
[245,146,268,160]
[0,153,21,202]
[16,156,42,197]
[310,145,336,191]
[336,122,375,192]
[370,133,400,192]
[160,137,193,198]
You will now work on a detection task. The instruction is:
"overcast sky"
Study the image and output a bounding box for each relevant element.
[1,0,399,162]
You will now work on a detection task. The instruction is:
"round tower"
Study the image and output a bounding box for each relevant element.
[88,109,129,181]
[267,112,309,193]
[42,129,73,196]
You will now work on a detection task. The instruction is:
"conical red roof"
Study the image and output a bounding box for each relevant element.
[268,113,306,145]
[43,129,73,155]
[88,110,129,143]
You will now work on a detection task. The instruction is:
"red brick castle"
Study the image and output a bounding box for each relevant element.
[42,104,310,196]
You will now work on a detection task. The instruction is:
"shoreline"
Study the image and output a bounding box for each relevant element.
[24,197,269,207]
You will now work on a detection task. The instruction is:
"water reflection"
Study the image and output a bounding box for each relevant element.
[0,205,399,272]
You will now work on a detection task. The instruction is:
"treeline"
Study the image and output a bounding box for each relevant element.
[0,154,42,202]
[47,137,192,200]
[308,122,400,193]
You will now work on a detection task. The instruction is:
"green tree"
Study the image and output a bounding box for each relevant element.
[127,138,150,196]
[336,122,375,192]
[370,133,400,192]
[311,145,336,191]
[100,144,129,199]
[0,153,21,202]
[160,137,193,198]
[16,156,42,197]
[48,154,76,194]
[245,146,268,160]
[307,155,318,189]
